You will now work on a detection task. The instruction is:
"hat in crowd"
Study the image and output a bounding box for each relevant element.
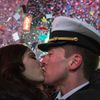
[38,16,100,55]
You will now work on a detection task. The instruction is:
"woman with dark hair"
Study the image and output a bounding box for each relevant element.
[0,44,51,100]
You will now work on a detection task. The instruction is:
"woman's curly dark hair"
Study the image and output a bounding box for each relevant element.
[0,44,50,100]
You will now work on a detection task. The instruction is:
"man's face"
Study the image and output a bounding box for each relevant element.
[41,47,69,85]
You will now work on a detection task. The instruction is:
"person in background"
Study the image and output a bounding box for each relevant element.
[0,44,51,100]
[38,16,100,100]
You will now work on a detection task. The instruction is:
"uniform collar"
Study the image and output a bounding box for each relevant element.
[55,81,89,100]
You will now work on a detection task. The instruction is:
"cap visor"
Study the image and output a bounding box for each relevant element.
[38,41,67,52]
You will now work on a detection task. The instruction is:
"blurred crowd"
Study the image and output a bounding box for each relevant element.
[0,0,100,48]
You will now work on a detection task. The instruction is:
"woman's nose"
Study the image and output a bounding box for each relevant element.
[39,61,46,72]
[41,55,49,64]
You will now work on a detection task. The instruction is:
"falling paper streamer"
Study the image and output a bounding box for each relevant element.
[22,15,32,32]
[38,34,48,41]
[46,14,52,19]
[41,17,48,23]
[13,13,20,20]
[0,24,6,31]
[12,32,20,41]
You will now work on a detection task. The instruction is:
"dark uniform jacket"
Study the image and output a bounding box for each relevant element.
[53,70,100,100]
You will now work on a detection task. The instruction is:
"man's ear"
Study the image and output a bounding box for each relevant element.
[68,54,82,71]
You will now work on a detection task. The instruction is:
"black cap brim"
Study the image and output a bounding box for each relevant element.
[38,41,68,52]
[38,39,100,55]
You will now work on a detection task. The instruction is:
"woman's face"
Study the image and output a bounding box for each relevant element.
[22,49,44,82]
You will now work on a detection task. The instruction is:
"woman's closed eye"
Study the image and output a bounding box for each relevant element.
[29,53,36,60]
